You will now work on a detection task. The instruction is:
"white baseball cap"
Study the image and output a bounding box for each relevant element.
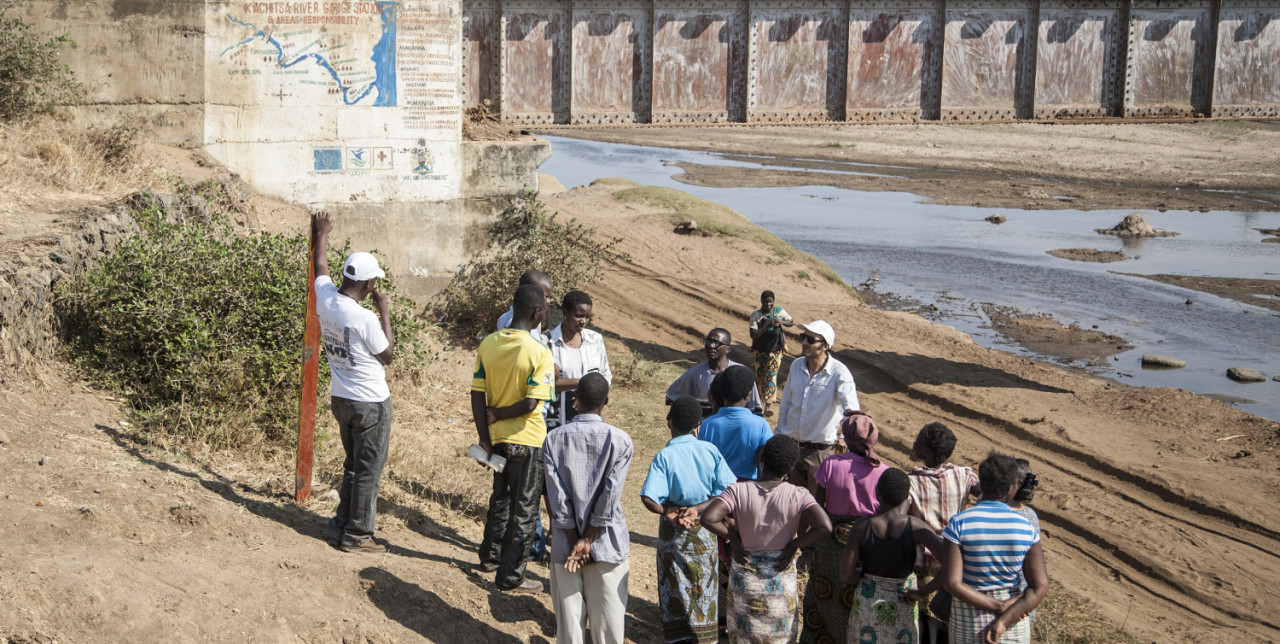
[342,252,385,281]
[797,320,835,347]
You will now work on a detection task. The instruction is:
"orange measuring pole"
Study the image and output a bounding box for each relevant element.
[296,225,321,502]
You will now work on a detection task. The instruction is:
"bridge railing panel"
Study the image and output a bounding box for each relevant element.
[571,2,652,124]
[1212,1,1280,118]
[847,0,944,123]
[1034,1,1125,119]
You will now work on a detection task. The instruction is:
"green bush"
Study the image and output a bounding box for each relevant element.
[56,180,428,452]
[0,1,81,121]
[436,190,627,340]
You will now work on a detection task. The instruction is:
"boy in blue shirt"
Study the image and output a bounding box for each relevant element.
[641,396,736,644]
[698,365,774,481]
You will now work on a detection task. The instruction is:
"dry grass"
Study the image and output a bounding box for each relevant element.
[0,116,155,217]
[1033,585,1141,643]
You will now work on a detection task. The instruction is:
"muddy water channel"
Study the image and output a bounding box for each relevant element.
[538,135,1280,421]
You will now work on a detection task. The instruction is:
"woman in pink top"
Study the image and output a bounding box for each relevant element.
[703,436,833,643]
[801,411,890,644]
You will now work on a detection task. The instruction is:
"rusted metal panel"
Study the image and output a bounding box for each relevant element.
[1125,0,1214,118]
[1035,1,1124,119]
[502,1,569,124]
[941,2,1034,121]
[571,2,651,124]
[748,0,848,122]
[652,1,748,123]
[1212,1,1280,118]
[462,0,500,109]
[847,0,943,122]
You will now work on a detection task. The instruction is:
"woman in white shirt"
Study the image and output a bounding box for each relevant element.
[546,290,612,428]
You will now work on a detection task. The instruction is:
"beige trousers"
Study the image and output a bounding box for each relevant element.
[550,560,630,644]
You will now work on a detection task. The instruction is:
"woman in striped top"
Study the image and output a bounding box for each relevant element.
[941,452,1048,644]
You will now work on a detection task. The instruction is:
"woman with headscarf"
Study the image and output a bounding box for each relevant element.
[799,411,891,644]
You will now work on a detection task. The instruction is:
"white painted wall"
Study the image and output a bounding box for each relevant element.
[203,0,464,206]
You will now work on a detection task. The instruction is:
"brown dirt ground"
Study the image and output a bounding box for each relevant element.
[5,123,1280,643]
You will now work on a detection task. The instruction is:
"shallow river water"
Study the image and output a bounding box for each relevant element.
[537,135,1280,421]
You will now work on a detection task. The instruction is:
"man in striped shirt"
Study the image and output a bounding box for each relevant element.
[940,452,1049,643]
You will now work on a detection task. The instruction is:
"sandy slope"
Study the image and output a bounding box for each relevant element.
[548,180,1280,643]
[3,142,1278,643]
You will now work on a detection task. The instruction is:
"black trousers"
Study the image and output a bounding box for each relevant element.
[478,443,544,590]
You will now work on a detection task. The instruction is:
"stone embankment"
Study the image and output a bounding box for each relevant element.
[0,207,138,371]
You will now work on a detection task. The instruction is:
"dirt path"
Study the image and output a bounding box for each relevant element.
[547,180,1280,643]
[0,366,565,643]
[543,121,1280,213]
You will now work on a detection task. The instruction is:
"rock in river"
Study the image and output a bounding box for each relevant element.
[1142,354,1186,368]
[1227,367,1266,383]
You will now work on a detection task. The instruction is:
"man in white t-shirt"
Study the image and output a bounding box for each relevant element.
[312,212,395,554]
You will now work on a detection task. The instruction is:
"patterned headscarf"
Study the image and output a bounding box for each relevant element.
[841,410,882,467]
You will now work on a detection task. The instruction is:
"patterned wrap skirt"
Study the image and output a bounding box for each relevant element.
[846,573,919,644]
[753,350,784,404]
[950,588,1030,644]
[799,515,858,644]
[658,517,721,644]
[728,550,800,644]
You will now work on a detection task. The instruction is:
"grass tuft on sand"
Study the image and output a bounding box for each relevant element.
[611,184,859,299]
[589,177,641,188]
[1033,585,1141,643]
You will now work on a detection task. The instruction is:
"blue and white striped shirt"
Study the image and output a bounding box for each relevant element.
[942,500,1039,590]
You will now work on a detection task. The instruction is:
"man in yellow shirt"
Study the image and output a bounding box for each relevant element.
[473,284,556,593]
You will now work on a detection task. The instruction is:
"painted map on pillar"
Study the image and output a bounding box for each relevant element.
[218,1,398,107]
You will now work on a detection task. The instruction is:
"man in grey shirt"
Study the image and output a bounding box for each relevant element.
[665,327,763,417]
[543,373,633,644]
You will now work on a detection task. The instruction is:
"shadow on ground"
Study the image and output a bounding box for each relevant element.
[363,567,549,643]
[98,424,330,545]
[836,349,1073,395]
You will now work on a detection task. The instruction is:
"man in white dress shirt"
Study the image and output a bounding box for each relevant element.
[773,320,860,495]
